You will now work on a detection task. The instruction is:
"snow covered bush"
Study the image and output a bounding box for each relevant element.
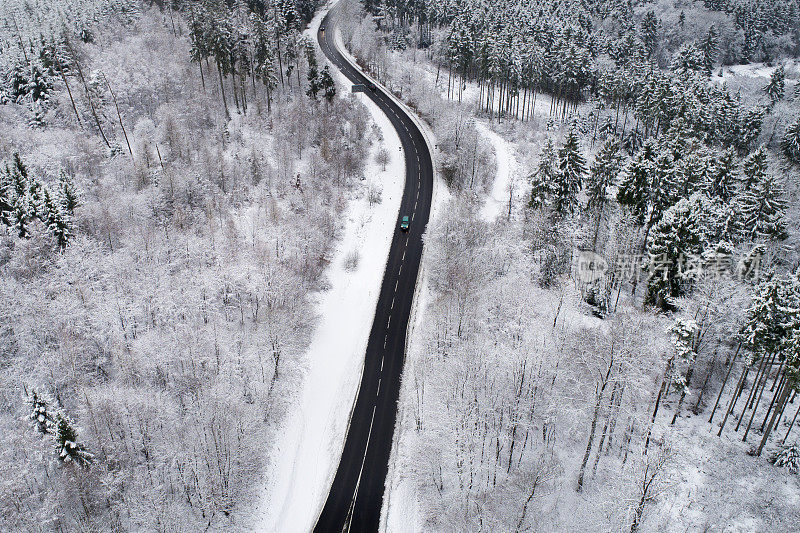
[343,249,360,271]
[770,443,800,474]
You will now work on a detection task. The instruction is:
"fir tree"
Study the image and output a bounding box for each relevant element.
[741,145,768,191]
[54,413,94,467]
[553,128,586,215]
[737,107,765,154]
[641,11,659,59]
[617,140,657,225]
[737,173,788,242]
[781,116,800,164]
[586,137,622,248]
[529,138,556,209]
[0,166,12,228]
[320,66,336,103]
[771,443,800,474]
[644,194,707,310]
[27,390,55,435]
[58,172,79,214]
[706,148,737,202]
[670,44,707,77]
[740,272,800,362]
[5,154,34,238]
[586,137,622,215]
[700,25,719,76]
[306,63,320,100]
[764,65,785,105]
[42,188,72,249]
[667,318,699,393]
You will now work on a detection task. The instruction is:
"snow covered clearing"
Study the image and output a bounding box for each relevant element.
[714,59,800,87]
[255,8,406,531]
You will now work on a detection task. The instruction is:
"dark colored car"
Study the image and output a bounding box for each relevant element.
[400,215,410,232]
[320,25,325,32]
[367,82,377,91]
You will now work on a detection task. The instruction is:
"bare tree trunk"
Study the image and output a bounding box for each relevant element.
[742,364,772,441]
[68,45,110,148]
[217,63,230,119]
[606,383,624,453]
[592,382,618,477]
[718,366,748,436]
[644,378,666,454]
[782,401,800,444]
[671,351,700,425]
[760,372,787,433]
[709,343,741,423]
[57,65,82,127]
[102,73,133,158]
[577,350,615,492]
[757,381,791,456]
[694,350,717,414]
[515,477,539,533]
[736,354,770,431]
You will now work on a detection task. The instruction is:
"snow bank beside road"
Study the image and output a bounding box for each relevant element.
[254,7,405,532]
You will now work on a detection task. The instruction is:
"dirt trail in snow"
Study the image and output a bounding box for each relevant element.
[476,121,517,222]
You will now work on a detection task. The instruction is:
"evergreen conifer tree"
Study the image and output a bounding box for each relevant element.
[58,172,79,214]
[618,140,657,225]
[553,128,586,215]
[667,318,699,392]
[641,11,659,59]
[320,66,336,103]
[737,173,788,242]
[27,390,55,435]
[306,63,320,100]
[707,148,737,202]
[741,145,768,191]
[586,137,622,215]
[529,138,556,209]
[42,188,72,249]
[781,116,800,164]
[644,194,707,309]
[54,413,93,467]
[700,25,719,75]
[764,65,785,105]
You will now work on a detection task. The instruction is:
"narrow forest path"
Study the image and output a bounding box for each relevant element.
[476,121,518,222]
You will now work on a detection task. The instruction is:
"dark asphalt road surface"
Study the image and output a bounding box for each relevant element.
[314,5,434,533]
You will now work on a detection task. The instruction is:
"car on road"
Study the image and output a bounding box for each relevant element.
[367,82,377,91]
[400,215,410,232]
[320,25,325,32]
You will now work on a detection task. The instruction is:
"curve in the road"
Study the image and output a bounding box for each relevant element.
[314,5,434,533]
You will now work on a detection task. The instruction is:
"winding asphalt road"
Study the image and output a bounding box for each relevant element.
[314,5,434,532]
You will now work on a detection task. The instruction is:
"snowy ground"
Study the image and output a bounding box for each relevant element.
[396,51,554,121]
[639,397,800,531]
[253,6,405,531]
[714,59,800,86]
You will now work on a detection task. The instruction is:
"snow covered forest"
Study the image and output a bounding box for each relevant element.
[2,0,800,531]
[0,0,377,529]
[338,0,800,530]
